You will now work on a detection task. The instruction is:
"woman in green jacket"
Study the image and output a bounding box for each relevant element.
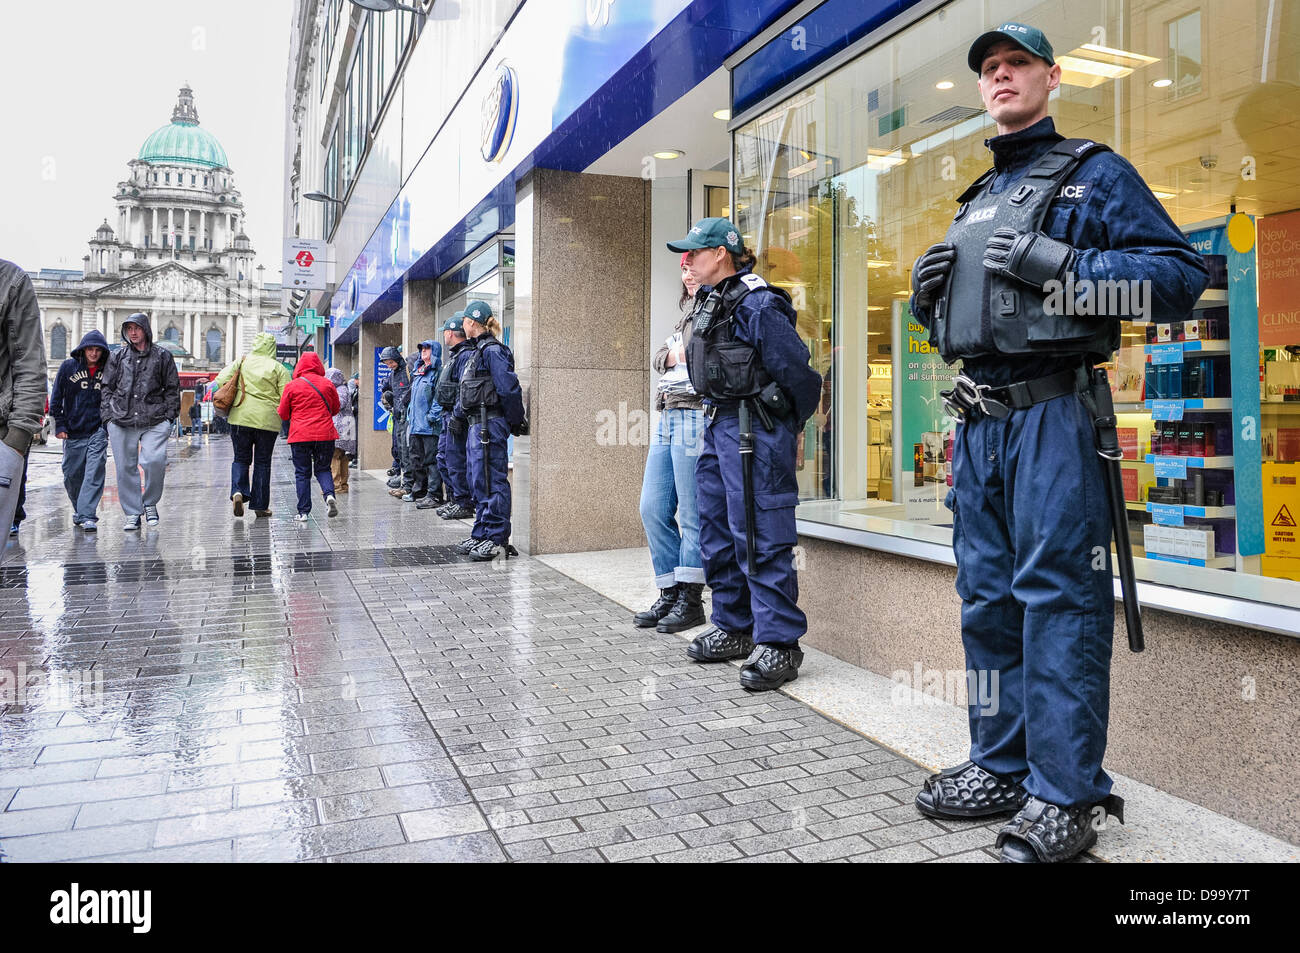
[216,332,292,518]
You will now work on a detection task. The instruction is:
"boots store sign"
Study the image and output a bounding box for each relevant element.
[481,63,519,164]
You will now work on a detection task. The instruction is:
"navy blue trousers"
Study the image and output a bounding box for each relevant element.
[438,423,472,506]
[950,391,1115,808]
[230,424,278,512]
[467,417,511,544]
[695,414,805,646]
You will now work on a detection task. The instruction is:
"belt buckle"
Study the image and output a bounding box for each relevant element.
[704,404,718,422]
[943,374,1011,421]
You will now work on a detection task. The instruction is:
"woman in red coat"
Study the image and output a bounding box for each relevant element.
[277,351,342,521]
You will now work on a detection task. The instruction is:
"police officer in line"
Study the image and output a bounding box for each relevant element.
[378,345,412,496]
[453,300,526,561]
[908,24,1208,862]
[435,312,477,521]
[666,218,822,692]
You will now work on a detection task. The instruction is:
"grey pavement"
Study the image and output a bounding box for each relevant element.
[1,433,1016,862]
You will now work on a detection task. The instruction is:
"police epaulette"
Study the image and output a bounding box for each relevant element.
[956,169,995,204]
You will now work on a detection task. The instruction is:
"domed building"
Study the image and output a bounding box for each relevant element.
[32,86,280,375]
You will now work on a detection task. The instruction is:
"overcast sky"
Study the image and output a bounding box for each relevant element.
[0,0,292,282]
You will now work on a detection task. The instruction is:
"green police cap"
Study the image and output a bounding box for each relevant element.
[968,22,1055,73]
[464,300,493,323]
[666,217,744,254]
[442,313,465,332]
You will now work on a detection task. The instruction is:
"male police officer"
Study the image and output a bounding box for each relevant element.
[909,24,1208,862]
[436,313,476,520]
[667,218,822,692]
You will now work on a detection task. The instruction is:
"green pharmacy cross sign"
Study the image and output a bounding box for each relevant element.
[296,309,326,335]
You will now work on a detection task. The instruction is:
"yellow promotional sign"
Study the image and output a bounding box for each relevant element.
[1262,462,1300,580]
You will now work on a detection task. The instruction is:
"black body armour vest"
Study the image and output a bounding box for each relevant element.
[435,348,462,409]
[932,138,1121,365]
[685,273,790,402]
[458,339,502,410]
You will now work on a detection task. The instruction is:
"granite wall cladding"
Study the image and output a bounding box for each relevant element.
[528,169,651,555]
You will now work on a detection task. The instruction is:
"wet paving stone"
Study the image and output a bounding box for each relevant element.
[0,436,951,863]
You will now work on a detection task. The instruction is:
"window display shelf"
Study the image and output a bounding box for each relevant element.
[1146,503,1236,520]
[1125,288,1226,324]
[1145,553,1236,570]
[1143,398,1233,412]
[1143,453,1234,469]
[1143,340,1230,356]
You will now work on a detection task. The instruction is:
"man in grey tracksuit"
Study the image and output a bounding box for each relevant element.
[0,259,47,540]
[101,312,180,530]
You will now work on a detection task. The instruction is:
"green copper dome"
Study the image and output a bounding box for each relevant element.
[137,85,228,169]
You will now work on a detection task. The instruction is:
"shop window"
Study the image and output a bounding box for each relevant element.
[50,324,67,361]
[1168,11,1203,98]
[733,0,1300,607]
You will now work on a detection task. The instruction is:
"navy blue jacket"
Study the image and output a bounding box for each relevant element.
[50,329,109,438]
[700,269,823,427]
[408,343,443,436]
[454,333,524,429]
[913,117,1209,381]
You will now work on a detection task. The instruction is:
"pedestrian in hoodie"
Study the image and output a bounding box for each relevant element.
[326,367,355,493]
[50,330,110,531]
[277,351,341,521]
[378,346,411,494]
[100,312,180,530]
[405,340,445,508]
[216,332,292,518]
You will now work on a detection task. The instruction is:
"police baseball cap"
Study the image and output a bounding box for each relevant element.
[666,217,744,254]
[442,312,465,332]
[968,22,1055,73]
[464,300,492,323]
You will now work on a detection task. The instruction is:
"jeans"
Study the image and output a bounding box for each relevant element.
[108,420,171,516]
[230,424,278,511]
[62,428,108,523]
[638,407,705,587]
[290,440,335,514]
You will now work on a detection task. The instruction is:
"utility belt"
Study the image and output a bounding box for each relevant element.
[702,381,794,430]
[940,367,1081,422]
[471,409,505,422]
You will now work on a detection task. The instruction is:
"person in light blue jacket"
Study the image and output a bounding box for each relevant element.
[405,339,445,508]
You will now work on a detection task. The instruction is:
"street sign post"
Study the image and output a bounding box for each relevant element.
[283,238,328,290]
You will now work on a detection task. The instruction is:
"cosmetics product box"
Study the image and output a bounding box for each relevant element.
[1156,323,1172,343]
[1169,362,1183,398]
[1146,325,1158,344]
[1122,467,1139,502]
[1118,427,1138,460]
[1186,359,1203,398]
[1203,254,1228,289]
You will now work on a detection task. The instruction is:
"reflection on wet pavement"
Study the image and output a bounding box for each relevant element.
[0,436,966,863]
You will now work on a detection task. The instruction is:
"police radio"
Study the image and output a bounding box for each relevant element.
[693,290,725,334]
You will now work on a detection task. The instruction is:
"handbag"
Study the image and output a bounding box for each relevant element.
[213,358,246,417]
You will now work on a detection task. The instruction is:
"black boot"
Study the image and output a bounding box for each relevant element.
[634,585,679,628]
[656,583,705,633]
[995,795,1123,863]
[738,643,803,691]
[915,761,1027,819]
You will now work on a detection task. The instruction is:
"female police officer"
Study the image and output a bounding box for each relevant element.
[908,23,1208,862]
[666,218,821,692]
[454,300,525,561]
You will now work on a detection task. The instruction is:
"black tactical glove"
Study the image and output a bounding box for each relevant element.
[2,427,32,456]
[982,228,1076,289]
[909,242,956,316]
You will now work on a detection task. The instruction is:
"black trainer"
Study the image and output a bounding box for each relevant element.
[469,539,518,562]
[996,795,1123,863]
[415,496,441,510]
[657,583,705,633]
[440,504,475,520]
[685,627,754,662]
[456,536,483,555]
[634,585,679,628]
[915,761,1028,820]
[738,644,803,691]
[386,476,403,489]
[386,466,400,476]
